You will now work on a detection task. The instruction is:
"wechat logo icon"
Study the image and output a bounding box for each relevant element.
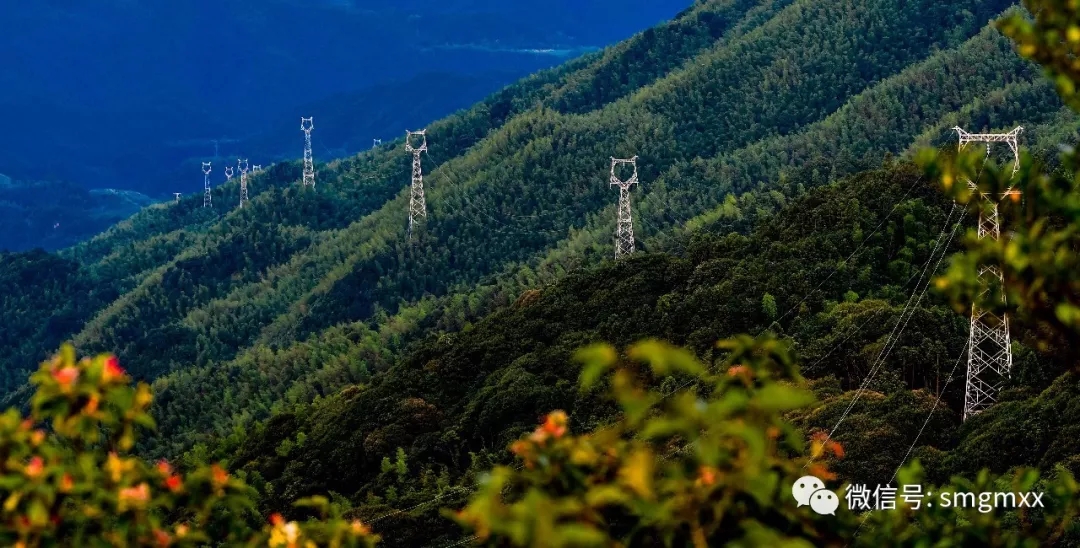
[793,475,839,515]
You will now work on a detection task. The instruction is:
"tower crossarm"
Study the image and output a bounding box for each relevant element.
[405,130,428,153]
[952,126,1023,176]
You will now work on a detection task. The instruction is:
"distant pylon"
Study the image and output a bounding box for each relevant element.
[238,158,250,208]
[174,192,181,203]
[253,165,262,173]
[609,156,640,260]
[405,129,428,239]
[373,138,382,148]
[202,162,212,208]
[953,126,1023,421]
[225,166,234,181]
[301,117,315,188]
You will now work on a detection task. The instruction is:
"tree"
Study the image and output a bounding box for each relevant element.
[452,337,1080,546]
[927,0,1080,360]
[450,3,1080,545]
[0,345,379,547]
[761,292,778,320]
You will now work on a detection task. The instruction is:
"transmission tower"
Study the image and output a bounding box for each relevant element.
[238,158,250,208]
[202,162,212,208]
[609,156,640,260]
[373,138,382,148]
[953,126,1023,421]
[225,166,234,181]
[301,117,315,188]
[253,165,262,173]
[174,192,181,203]
[405,130,428,239]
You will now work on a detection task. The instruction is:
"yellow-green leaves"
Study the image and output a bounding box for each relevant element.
[455,336,848,546]
[574,343,617,391]
[0,346,380,547]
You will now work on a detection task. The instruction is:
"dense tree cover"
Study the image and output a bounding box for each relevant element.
[0,251,108,401]
[0,0,1057,427]
[0,1,1078,544]
[135,1,1076,456]
[0,3,1074,548]
[207,164,1065,546]
[454,339,1080,547]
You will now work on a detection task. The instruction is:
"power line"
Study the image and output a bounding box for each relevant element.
[811,208,964,463]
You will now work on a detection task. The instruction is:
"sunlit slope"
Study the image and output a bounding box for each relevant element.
[221,0,1013,353]
[133,0,1078,453]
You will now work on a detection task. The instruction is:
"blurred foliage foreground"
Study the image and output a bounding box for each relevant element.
[5,337,1080,546]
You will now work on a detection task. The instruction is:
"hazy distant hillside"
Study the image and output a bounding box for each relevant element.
[0,0,686,197]
[0,175,155,252]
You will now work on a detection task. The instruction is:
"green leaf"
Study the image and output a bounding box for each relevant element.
[752,384,815,413]
[576,344,617,391]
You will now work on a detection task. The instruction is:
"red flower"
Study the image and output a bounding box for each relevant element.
[697,466,718,487]
[156,460,173,476]
[103,356,125,382]
[540,410,568,438]
[211,464,229,487]
[60,473,74,492]
[270,513,285,526]
[153,528,172,547]
[52,366,79,387]
[165,475,183,493]
[25,456,44,478]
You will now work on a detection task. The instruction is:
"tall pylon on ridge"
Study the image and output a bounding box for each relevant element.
[301,117,315,188]
[225,166,234,181]
[238,158,250,208]
[373,138,382,148]
[953,126,1023,421]
[202,162,212,208]
[174,192,181,203]
[405,129,428,239]
[610,156,640,260]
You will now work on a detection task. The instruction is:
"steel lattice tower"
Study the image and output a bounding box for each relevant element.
[238,158,250,208]
[301,117,315,188]
[610,156,640,260]
[202,162,213,208]
[174,193,181,203]
[953,126,1023,421]
[373,138,382,148]
[225,166,234,182]
[405,130,428,239]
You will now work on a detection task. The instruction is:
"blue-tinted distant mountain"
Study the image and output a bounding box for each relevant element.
[163,70,546,188]
[0,174,155,252]
[0,0,687,199]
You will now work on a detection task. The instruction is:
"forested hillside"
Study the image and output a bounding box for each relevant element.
[0,0,1078,545]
